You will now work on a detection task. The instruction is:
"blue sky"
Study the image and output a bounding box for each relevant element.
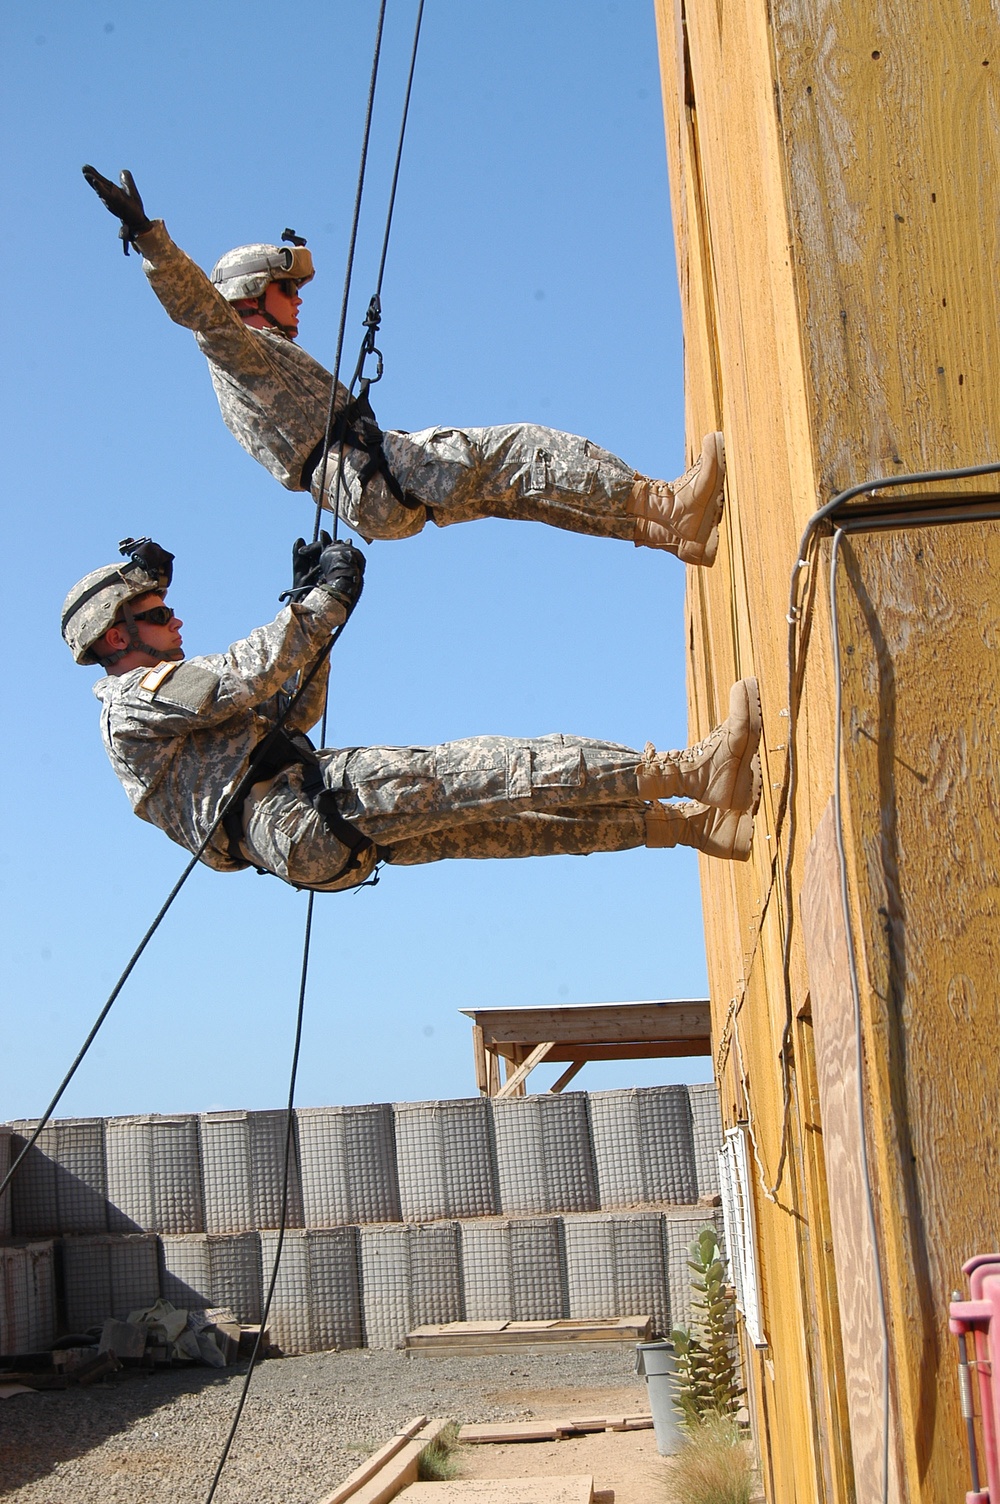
[1,1,712,1119]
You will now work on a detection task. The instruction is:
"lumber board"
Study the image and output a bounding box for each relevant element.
[406,1319,650,1354]
[460,1002,710,1045]
[458,1416,652,1444]
[314,1418,444,1504]
[801,804,901,1501]
[397,1481,594,1503]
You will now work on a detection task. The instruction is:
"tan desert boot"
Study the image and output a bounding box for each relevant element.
[628,431,726,566]
[636,677,762,812]
[644,800,754,861]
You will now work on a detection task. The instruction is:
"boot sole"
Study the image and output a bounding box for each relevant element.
[702,808,754,861]
[729,676,763,813]
[673,433,726,566]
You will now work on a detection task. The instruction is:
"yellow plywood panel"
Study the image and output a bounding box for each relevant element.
[655,0,1000,1499]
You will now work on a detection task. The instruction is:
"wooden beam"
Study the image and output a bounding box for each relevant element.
[459,1000,711,1045]
[471,1025,488,1096]
[495,1042,556,1099]
[489,1040,711,1064]
[549,1061,585,1094]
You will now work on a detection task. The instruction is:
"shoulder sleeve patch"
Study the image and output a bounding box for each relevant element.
[140,661,181,693]
[147,661,220,713]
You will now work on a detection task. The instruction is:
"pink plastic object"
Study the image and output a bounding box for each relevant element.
[949,1254,1000,1504]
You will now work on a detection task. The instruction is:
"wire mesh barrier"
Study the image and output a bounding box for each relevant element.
[0,1128,11,1239]
[7,1118,109,1237]
[563,1211,671,1331]
[2,1086,725,1351]
[662,1207,725,1331]
[259,1227,363,1355]
[359,1221,463,1348]
[460,1215,566,1321]
[199,1111,304,1234]
[492,1092,598,1215]
[688,1082,723,1198]
[0,1241,57,1352]
[589,1086,697,1208]
[393,1098,498,1221]
[60,1234,160,1333]
[105,1115,204,1235]
[159,1233,264,1324]
[297,1104,401,1227]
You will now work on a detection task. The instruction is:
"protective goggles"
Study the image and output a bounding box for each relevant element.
[213,245,315,286]
[129,604,175,626]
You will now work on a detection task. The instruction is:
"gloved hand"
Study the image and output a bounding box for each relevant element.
[290,532,333,596]
[318,540,366,615]
[82,165,153,254]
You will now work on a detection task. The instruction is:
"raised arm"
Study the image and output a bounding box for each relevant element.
[119,543,366,734]
[82,163,274,375]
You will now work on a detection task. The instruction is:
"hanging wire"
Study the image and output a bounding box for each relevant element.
[311,0,392,544]
[203,7,425,1497]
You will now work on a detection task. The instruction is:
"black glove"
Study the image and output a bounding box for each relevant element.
[82,165,153,254]
[318,540,366,615]
[290,531,333,596]
[119,536,174,588]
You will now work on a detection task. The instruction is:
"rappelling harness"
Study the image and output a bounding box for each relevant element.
[220,722,381,887]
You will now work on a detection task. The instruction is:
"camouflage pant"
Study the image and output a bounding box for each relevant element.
[311,423,638,543]
[241,733,648,891]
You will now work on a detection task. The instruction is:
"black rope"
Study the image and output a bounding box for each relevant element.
[312,0,391,543]
[204,7,424,1498]
[0,621,346,1208]
[203,890,314,1504]
[313,0,426,542]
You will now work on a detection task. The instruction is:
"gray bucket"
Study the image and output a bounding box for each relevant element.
[636,1340,684,1455]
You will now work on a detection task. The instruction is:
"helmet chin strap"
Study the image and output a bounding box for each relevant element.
[99,600,182,667]
[253,295,296,338]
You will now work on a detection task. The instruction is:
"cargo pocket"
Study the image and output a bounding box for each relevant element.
[529,738,587,790]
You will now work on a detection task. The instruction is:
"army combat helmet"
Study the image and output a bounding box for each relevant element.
[62,538,175,666]
[210,241,315,303]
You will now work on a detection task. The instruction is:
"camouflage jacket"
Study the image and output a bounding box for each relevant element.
[135,221,347,492]
[92,588,346,872]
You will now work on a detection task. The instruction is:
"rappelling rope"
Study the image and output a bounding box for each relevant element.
[205,7,425,1498]
[1,0,425,1395]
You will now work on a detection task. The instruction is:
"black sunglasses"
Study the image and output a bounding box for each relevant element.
[130,604,175,626]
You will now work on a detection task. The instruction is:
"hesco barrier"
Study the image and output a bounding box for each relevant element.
[2,1086,723,1352]
[5,1086,718,1240]
[297,1104,400,1227]
[0,1241,56,1351]
[159,1232,263,1324]
[260,1227,362,1355]
[105,1116,204,1235]
[393,1099,497,1221]
[199,1111,303,1234]
[460,1215,565,1322]
[60,1234,160,1333]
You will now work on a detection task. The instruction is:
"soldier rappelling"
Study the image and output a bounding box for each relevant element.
[82,166,729,562]
[63,540,763,893]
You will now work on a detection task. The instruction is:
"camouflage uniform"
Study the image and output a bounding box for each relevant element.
[134,221,638,544]
[94,587,650,891]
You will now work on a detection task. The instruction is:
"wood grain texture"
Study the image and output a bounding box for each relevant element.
[801,801,901,1501]
[655,1,1000,1499]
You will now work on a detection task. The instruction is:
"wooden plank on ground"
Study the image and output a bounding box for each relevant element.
[397,1480,594,1502]
[313,1417,436,1504]
[406,1318,650,1358]
[458,1415,652,1444]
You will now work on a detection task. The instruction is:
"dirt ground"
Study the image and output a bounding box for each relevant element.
[451,1382,676,1504]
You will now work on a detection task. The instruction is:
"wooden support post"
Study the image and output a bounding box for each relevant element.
[471,1025,488,1096]
[549,1061,585,1094]
[495,1042,556,1100]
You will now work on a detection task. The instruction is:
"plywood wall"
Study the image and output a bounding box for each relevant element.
[654,2,1000,1499]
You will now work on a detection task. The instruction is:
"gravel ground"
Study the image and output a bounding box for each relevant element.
[0,1347,645,1504]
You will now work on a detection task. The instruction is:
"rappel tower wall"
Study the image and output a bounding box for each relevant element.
[654,2,1000,1500]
